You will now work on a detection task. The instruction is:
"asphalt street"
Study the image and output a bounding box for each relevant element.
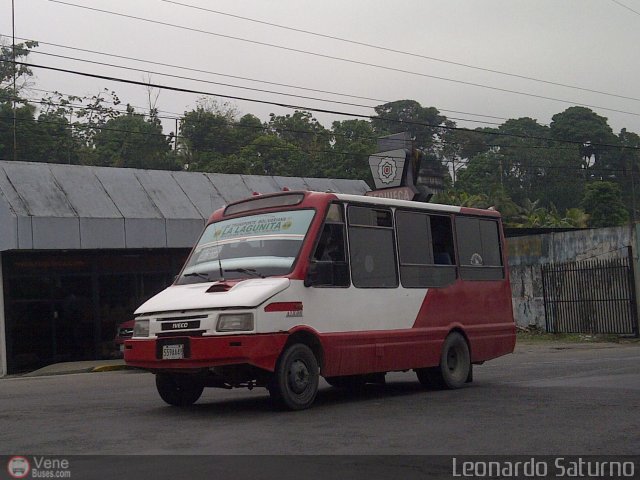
[1,341,639,455]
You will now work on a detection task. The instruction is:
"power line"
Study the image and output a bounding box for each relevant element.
[29,51,372,111]
[161,0,640,104]
[1,114,173,139]
[14,60,640,151]
[610,0,640,16]
[27,87,185,119]
[30,49,508,127]
[5,91,585,155]
[46,1,640,117]
[4,90,422,149]
[3,34,512,122]
[3,36,391,113]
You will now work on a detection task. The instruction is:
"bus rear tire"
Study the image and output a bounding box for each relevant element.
[417,332,470,389]
[269,344,319,410]
[156,373,204,407]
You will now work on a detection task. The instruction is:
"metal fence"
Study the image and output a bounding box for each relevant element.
[541,247,639,336]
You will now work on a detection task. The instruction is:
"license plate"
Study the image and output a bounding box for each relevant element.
[162,344,184,360]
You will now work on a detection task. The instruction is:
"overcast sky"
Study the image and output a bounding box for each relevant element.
[2,0,640,136]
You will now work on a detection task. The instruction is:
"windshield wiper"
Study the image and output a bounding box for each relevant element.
[183,271,210,281]
[225,268,265,278]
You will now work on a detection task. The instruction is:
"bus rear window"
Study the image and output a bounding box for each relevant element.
[455,217,503,281]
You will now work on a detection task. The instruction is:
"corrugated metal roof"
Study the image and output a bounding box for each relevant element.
[0,161,370,251]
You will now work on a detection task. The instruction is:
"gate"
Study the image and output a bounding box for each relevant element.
[541,247,639,336]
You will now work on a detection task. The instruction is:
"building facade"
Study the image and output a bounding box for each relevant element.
[0,161,369,375]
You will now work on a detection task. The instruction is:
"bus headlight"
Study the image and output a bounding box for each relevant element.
[133,319,150,337]
[217,313,254,332]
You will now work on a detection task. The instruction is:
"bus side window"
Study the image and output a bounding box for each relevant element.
[313,224,346,262]
[348,206,398,288]
[455,217,504,281]
[307,204,350,287]
[396,211,456,288]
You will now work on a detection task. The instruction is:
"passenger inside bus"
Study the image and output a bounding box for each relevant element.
[314,224,345,262]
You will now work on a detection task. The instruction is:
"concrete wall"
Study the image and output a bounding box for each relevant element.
[507,225,636,329]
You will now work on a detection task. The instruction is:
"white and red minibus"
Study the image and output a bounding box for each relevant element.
[125,191,515,410]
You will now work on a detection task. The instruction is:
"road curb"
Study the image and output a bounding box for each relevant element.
[91,365,130,373]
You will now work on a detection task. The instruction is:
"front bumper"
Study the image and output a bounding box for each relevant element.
[124,334,288,372]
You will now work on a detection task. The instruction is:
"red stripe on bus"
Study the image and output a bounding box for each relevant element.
[264,301,303,312]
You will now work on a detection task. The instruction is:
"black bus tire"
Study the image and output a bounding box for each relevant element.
[269,344,319,410]
[416,332,470,389]
[156,373,204,406]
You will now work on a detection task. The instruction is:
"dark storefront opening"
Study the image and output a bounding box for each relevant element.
[2,249,189,374]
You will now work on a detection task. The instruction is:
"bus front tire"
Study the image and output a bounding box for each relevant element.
[269,344,319,410]
[417,332,470,389]
[156,373,204,407]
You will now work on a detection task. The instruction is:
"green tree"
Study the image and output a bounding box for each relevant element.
[550,107,615,168]
[180,106,237,158]
[455,117,585,211]
[0,38,39,100]
[33,111,78,164]
[438,127,491,184]
[371,100,446,152]
[581,181,628,227]
[0,38,42,161]
[239,135,307,176]
[267,110,330,175]
[0,101,38,160]
[595,128,640,220]
[92,106,173,169]
[231,114,264,147]
[73,89,122,144]
[455,151,503,196]
[328,119,376,182]
[510,201,588,228]
[432,190,489,208]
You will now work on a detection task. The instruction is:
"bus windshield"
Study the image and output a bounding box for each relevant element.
[177,209,315,284]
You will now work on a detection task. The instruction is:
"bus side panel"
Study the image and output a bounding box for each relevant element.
[413,279,516,362]
[319,329,442,377]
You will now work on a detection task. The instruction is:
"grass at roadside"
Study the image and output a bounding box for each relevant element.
[517,328,639,344]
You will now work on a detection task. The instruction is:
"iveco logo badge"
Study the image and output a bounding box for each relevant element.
[172,322,189,329]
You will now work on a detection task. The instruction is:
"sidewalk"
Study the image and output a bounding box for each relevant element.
[19,359,130,377]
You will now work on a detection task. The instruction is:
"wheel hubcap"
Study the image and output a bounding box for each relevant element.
[288,360,310,393]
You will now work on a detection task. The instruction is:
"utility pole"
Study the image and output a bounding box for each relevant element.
[11,0,17,162]
[174,118,179,151]
[632,164,637,224]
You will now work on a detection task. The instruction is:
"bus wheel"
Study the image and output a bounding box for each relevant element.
[325,375,367,390]
[156,373,204,407]
[417,332,470,389]
[269,344,319,410]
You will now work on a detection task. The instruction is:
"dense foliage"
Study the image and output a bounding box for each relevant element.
[1,40,637,228]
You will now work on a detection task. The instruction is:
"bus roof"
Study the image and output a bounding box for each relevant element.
[333,193,501,217]
[214,190,502,222]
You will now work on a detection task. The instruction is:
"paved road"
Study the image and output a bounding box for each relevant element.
[1,342,639,455]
